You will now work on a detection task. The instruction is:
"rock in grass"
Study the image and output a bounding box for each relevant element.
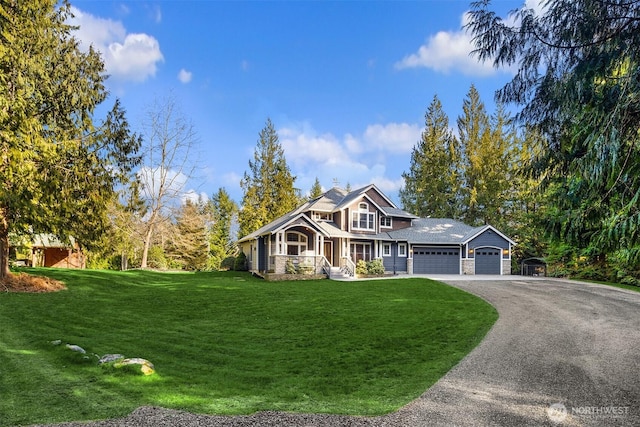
[50,340,62,346]
[98,354,125,364]
[114,358,155,375]
[65,344,86,354]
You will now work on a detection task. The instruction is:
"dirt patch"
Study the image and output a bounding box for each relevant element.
[1,272,66,293]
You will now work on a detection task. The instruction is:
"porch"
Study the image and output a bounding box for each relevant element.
[267,254,356,277]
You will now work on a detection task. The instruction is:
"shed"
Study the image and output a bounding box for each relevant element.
[521,257,547,276]
[31,235,85,269]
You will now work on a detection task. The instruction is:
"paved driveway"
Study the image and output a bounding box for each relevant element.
[395,277,640,426]
[37,277,640,427]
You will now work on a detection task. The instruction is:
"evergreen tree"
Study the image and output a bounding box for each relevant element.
[238,119,300,237]
[167,200,209,271]
[468,0,640,271]
[400,95,461,218]
[309,178,323,199]
[208,188,238,270]
[0,1,140,280]
[457,85,492,225]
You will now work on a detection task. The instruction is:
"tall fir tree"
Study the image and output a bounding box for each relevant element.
[468,0,640,276]
[238,119,299,238]
[457,85,492,226]
[166,199,209,271]
[309,178,323,199]
[208,187,238,270]
[0,1,140,279]
[400,95,461,218]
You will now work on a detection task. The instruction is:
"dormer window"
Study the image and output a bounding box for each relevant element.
[313,212,331,221]
[352,202,375,231]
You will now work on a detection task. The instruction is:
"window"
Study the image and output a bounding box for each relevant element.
[380,216,392,228]
[314,212,331,221]
[351,243,372,262]
[398,244,407,257]
[351,202,375,231]
[286,232,307,256]
[382,243,391,257]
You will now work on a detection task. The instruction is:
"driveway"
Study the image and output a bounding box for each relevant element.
[393,277,640,426]
[36,277,640,427]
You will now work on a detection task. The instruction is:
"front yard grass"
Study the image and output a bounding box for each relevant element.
[0,269,497,426]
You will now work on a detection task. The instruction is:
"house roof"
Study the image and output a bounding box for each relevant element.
[378,218,515,246]
[237,186,514,246]
[238,185,417,243]
[380,206,419,219]
[32,234,77,248]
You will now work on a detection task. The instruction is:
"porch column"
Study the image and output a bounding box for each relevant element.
[276,231,284,254]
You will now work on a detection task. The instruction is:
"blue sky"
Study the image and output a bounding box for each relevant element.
[68,0,530,205]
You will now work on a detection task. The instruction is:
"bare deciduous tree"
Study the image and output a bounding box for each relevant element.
[138,95,198,269]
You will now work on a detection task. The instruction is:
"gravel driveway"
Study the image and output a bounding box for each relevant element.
[33,277,640,427]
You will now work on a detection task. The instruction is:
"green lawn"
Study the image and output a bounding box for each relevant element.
[0,269,497,426]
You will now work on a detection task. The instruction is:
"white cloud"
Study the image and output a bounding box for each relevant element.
[395,1,547,76]
[395,12,496,76]
[363,123,420,154]
[70,7,164,83]
[147,5,162,24]
[278,121,417,200]
[182,190,208,205]
[178,68,193,84]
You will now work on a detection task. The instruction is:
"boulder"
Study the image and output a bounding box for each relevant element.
[98,354,126,364]
[65,344,86,354]
[114,358,155,375]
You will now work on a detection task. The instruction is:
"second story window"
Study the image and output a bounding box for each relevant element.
[380,216,392,228]
[352,202,375,231]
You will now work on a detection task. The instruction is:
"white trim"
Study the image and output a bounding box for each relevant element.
[351,202,376,231]
[398,243,407,257]
[463,225,516,246]
[382,243,392,257]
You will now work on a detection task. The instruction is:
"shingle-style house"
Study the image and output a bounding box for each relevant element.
[237,184,515,278]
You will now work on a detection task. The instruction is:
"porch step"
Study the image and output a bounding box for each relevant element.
[329,266,355,281]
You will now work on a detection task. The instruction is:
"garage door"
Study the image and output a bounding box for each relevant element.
[475,248,501,274]
[413,247,460,274]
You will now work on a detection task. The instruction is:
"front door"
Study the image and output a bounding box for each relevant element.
[323,241,333,265]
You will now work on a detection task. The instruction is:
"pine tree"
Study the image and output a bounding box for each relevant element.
[309,178,323,199]
[208,188,238,270]
[167,200,209,271]
[238,119,300,238]
[457,85,492,225]
[0,1,140,280]
[468,0,640,269]
[400,95,461,218]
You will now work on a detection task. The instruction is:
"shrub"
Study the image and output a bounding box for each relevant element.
[285,258,297,274]
[147,246,168,269]
[367,259,385,275]
[234,251,248,271]
[356,260,368,275]
[220,256,236,271]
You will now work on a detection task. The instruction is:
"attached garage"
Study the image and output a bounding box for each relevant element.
[413,247,460,274]
[474,248,501,275]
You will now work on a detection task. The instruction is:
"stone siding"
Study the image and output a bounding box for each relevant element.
[502,259,512,275]
[462,259,475,275]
